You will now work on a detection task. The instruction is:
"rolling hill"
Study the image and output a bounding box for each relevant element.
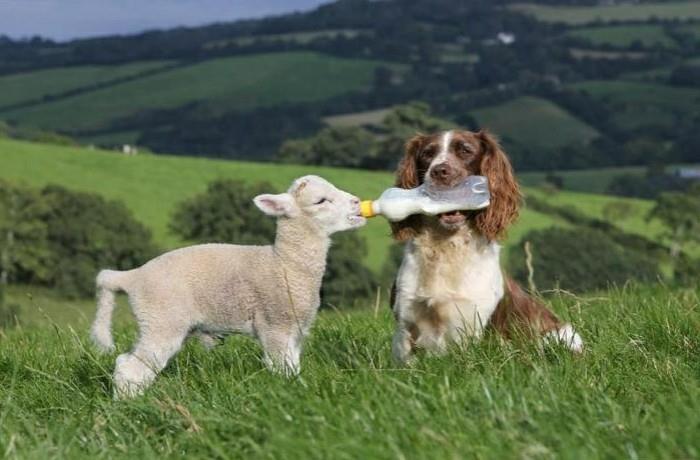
[469,96,600,150]
[0,60,174,110]
[0,0,697,172]
[2,52,382,133]
[566,24,678,49]
[569,80,700,130]
[510,1,700,24]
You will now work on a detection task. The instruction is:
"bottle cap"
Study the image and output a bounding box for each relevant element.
[360,200,376,218]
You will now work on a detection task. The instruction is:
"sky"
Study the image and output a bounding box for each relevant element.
[0,0,331,42]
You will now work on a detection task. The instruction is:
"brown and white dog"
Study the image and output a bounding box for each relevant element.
[389,129,583,362]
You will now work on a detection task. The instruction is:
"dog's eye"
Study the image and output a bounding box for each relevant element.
[457,143,473,155]
[420,147,436,159]
[314,198,329,205]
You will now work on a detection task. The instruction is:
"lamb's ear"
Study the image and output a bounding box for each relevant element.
[253,193,297,217]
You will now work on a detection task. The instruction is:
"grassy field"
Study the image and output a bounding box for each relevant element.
[323,107,393,128]
[1,283,698,458]
[3,52,382,132]
[470,96,599,150]
[566,24,676,48]
[518,165,648,193]
[205,29,370,48]
[0,137,672,271]
[570,80,700,130]
[510,1,700,24]
[0,61,173,109]
[681,23,700,40]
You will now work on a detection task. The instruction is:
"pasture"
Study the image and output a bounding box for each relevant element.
[566,24,677,49]
[3,52,381,132]
[0,61,173,110]
[204,29,370,48]
[570,80,700,130]
[0,138,668,273]
[469,96,599,150]
[1,284,698,458]
[510,1,700,24]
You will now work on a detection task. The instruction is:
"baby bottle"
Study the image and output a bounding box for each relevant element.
[360,176,490,222]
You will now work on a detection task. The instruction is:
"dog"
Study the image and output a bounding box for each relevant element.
[389,129,583,362]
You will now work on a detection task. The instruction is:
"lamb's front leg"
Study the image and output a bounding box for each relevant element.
[260,331,302,377]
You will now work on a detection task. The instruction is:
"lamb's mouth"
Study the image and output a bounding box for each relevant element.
[348,215,367,227]
[438,210,466,227]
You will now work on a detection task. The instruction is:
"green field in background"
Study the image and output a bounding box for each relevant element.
[510,1,700,24]
[4,52,382,132]
[0,61,173,109]
[470,96,600,150]
[566,24,676,48]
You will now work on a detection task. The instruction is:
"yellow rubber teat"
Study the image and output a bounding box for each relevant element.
[360,200,376,218]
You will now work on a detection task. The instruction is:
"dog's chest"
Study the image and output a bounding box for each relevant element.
[409,235,503,328]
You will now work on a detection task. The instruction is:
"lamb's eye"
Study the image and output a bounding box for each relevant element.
[314,198,329,205]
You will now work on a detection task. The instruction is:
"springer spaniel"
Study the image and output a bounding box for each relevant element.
[389,129,583,362]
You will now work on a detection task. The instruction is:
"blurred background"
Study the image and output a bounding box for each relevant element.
[0,0,699,328]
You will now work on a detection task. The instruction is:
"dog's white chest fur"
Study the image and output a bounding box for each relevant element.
[395,231,503,348]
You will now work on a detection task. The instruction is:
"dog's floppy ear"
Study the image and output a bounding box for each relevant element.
[474,130,521,241]
[390,134,425,241]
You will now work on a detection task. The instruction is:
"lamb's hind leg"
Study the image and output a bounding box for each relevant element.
[113,325,189,399]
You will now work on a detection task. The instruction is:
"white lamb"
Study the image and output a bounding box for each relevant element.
[90,175,366,398]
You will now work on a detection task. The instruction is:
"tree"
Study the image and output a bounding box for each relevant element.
[371,102,454,169]
[508,227,659,293]
[0,181,51,287]
[40,185,158,297]
[647,185,700,264]
[171,179,277,245]
[321,232,375,308]
[276,126,375,168]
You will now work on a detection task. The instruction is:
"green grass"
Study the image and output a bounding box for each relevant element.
[205,29,370,48]
[680,23,700,40]
[519,165,648,194]
[79,130,143,146]
[3,52,382,132]
[1,283,699,457]
[570,80,700,130]
[323,107,393,128]
[510,1,700,25]
[569,48,647,60]
[0,138,666,272]
[567,24,677,48]
[470,96,600,150]
[0,61,172,109]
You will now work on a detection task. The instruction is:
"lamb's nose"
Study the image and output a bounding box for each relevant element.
[430,163,452,181]
[350,197,360,206]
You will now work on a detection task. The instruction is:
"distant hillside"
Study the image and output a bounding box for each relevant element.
[0,0,699,171]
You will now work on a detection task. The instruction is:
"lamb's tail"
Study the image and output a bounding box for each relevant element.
[90,269,131,353]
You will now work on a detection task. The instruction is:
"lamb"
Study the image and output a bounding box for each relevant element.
[90,175,366,398]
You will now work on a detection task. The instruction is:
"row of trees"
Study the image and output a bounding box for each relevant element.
[0,182,157,298]
[508,186,700,291]
[276,102,451,169]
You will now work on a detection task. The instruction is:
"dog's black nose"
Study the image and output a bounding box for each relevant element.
[430,163,452,182]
